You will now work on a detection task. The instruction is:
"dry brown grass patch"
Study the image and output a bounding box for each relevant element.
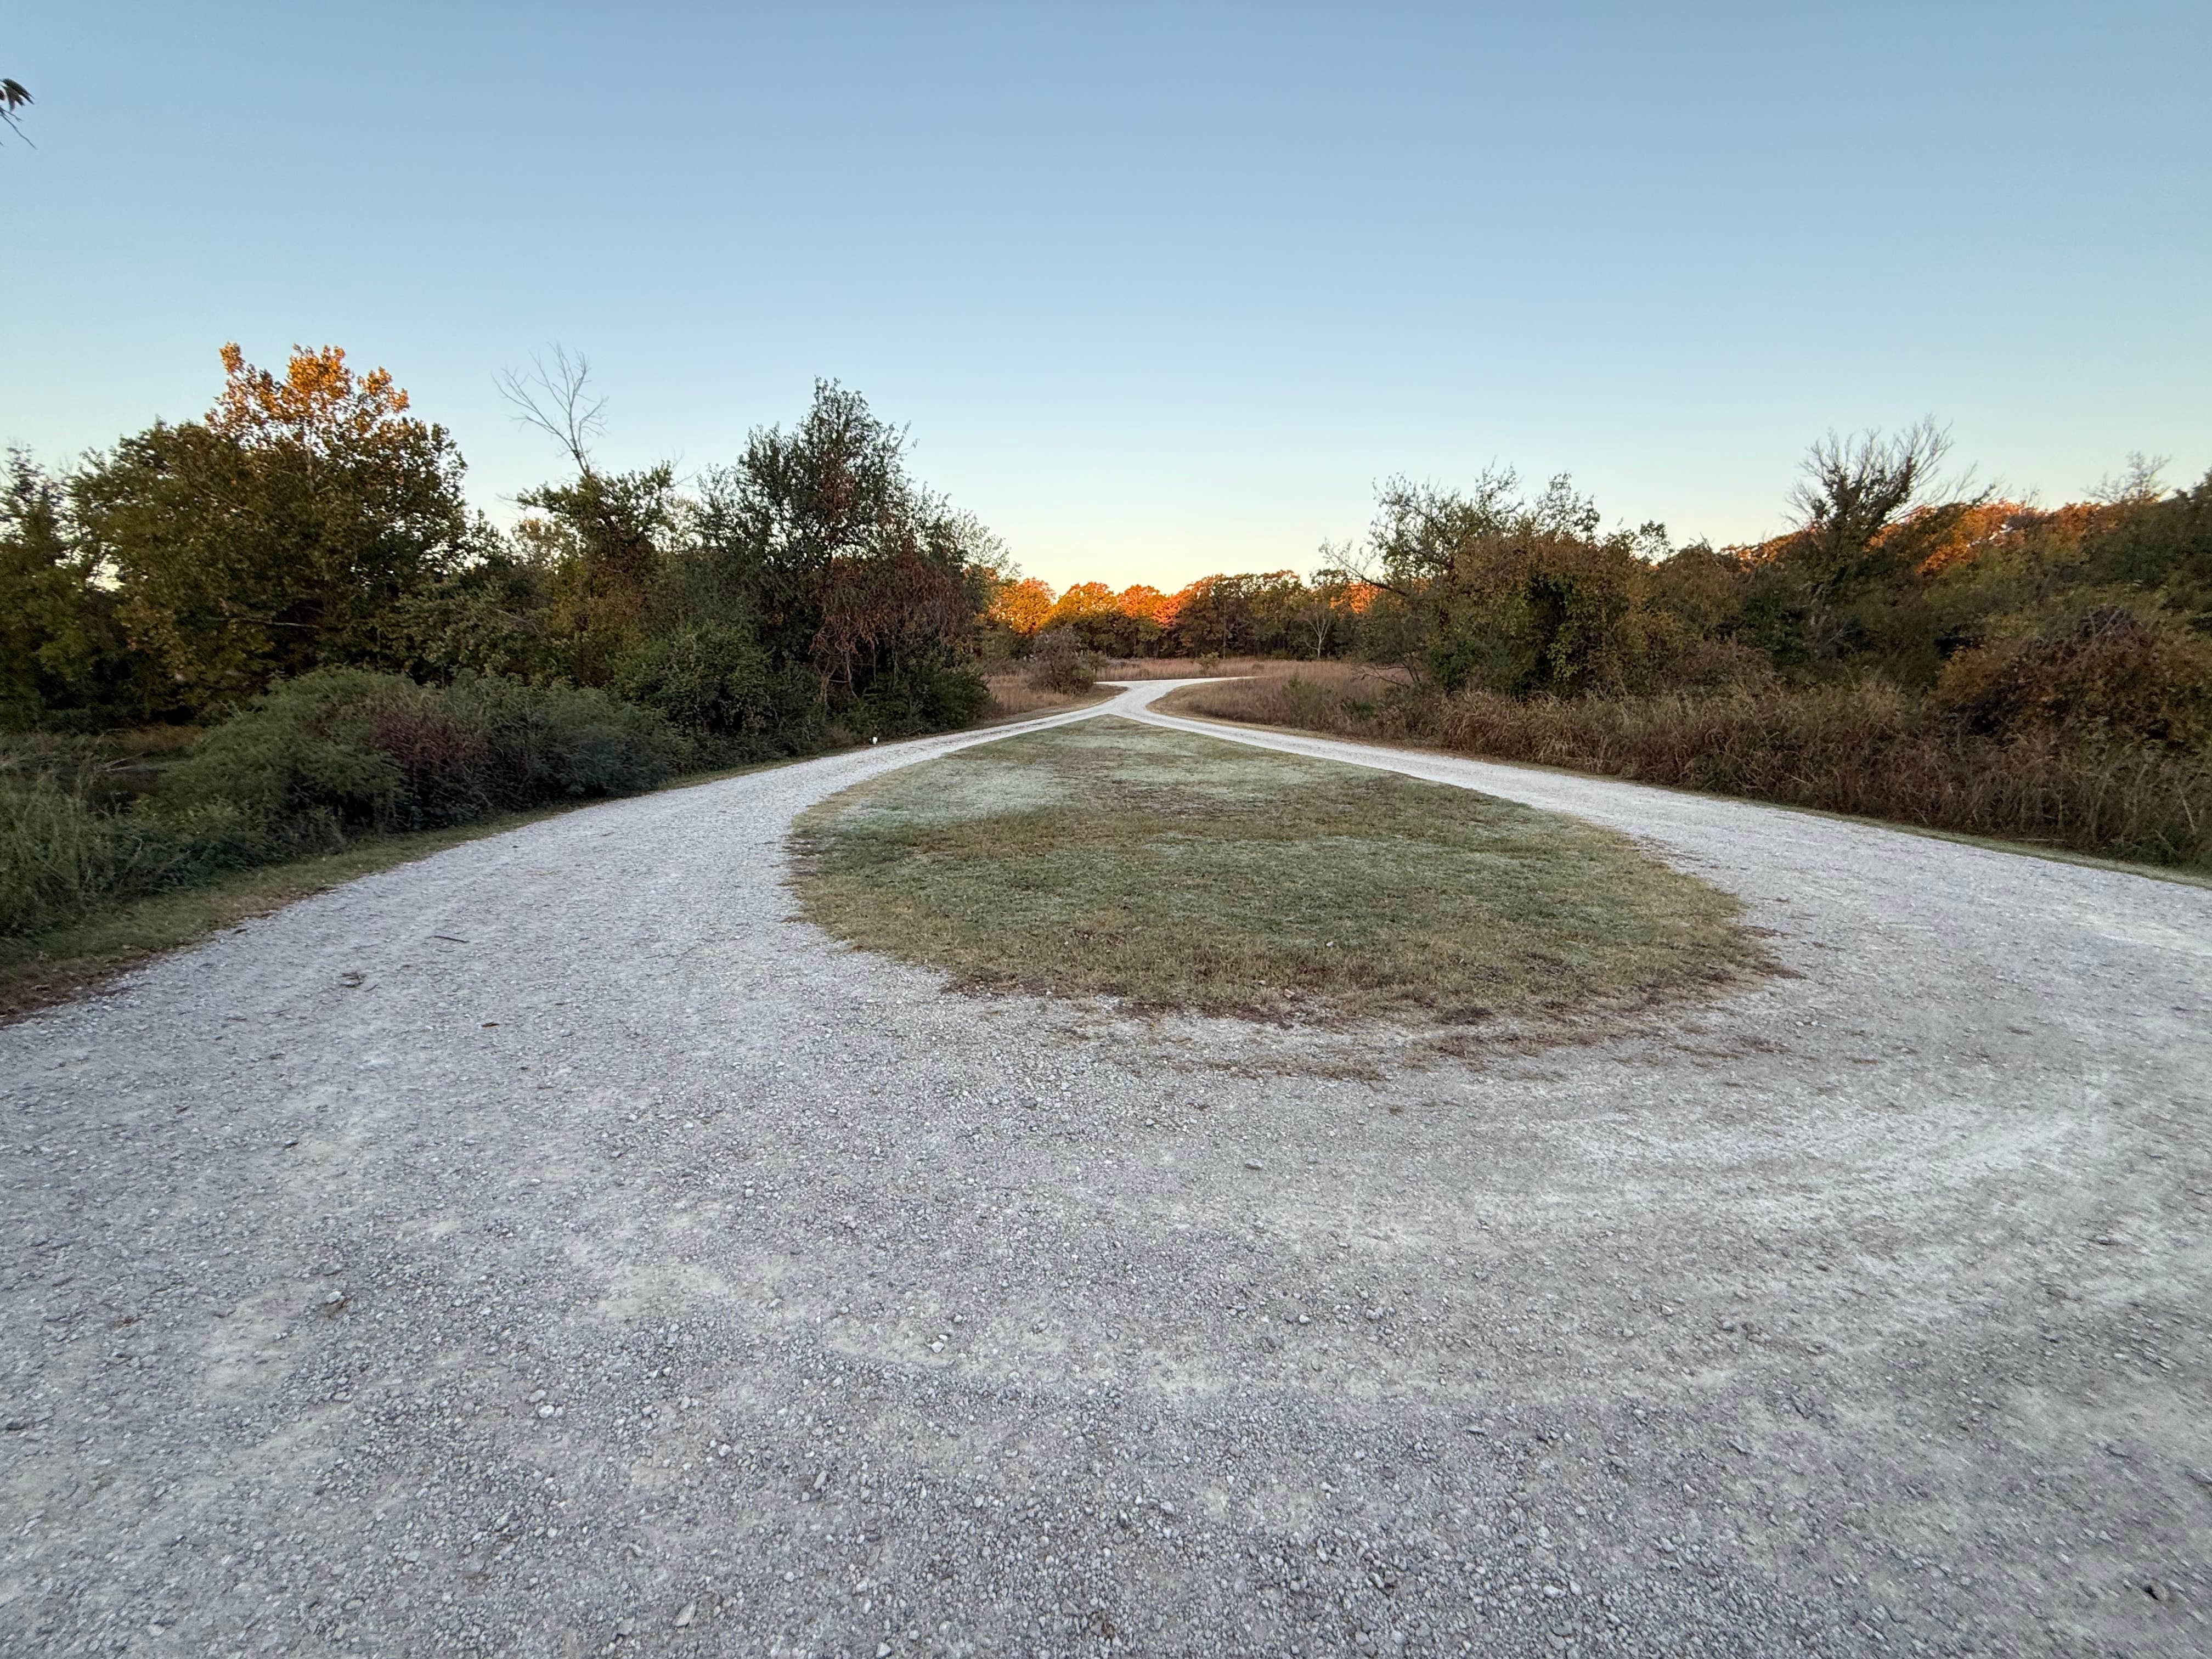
[792,717,1766,1026]
[979,674,1115,723]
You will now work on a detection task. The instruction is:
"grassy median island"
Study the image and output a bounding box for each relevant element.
[792,717,1763,1022]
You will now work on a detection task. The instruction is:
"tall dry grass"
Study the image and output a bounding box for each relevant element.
[1094,657,1290,681]
[980,674,1104,721]
[1164,672,2212,868]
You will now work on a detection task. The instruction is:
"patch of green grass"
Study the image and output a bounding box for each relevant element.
[792,717,1763,1023]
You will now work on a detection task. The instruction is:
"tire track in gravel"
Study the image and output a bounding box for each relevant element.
[2,680,2208,1658]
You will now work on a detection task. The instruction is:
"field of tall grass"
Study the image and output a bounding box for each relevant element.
[978,672,1111,721]
[1162,668,2212,870]
[1094,656,1287,681]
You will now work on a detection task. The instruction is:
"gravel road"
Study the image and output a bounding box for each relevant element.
[3,679,2208,1659]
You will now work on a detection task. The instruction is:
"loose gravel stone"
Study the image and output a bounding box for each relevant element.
[0,682,2207,1659]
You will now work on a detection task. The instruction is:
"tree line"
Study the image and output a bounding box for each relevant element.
[9,356,2207,795]
[998,428,2211,755]
[1333,428,2209,748]
[985,569,1376,661]
[2,346,1004,753]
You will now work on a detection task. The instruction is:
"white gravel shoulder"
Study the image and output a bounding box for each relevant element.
[3,680,2208,1659]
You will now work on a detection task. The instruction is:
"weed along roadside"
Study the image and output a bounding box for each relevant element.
[1155,667,2212,876]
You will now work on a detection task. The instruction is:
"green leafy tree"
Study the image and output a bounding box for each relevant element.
[497,348,679,685]
[393,534,563,683]
[1332,470,1649,695]
[74,345,471,709]
[0,450,163,727]
[1759,419,1980,669]
[690,381,994,719]
[2079,465,2212,626]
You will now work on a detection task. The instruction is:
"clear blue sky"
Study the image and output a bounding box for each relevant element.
[9,3,2208,590]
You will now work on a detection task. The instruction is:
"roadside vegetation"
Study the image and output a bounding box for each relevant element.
[10,336,2207,968]
[792,718,1760,1024]
[2,344,1015,947]
[1161,666,2212,869]
[1087,656,1280,680]
[979,674,1109,724]
[0,795,644,1022]
[1052,435,2210,870]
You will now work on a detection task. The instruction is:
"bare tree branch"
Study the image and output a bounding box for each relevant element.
[1786,417,1968,551]
[497,346,605,475]
[1315,533,1408,599]
[2091,451,2170,507]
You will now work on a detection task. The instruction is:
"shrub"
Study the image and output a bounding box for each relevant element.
[935,666,992,729]
[163,669,686,842]
[1025,629,1099,693]
[1933,605,2212,750]
[162,669,410,830]
[443,674,689,802]
[1647,634,1780,693]
[3,669,691,940]
[612,624,776,740]
[844,662,989,738]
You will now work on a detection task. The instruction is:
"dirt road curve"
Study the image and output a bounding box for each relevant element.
[3,680,2208,1659]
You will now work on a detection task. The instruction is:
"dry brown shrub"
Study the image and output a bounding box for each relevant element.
[1934,606,2212,750]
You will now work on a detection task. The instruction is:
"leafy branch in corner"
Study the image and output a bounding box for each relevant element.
[1,79,31,147]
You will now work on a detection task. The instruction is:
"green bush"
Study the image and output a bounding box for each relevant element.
[165,669,687,840]
[843,662,989,738]
[612,624,776,740]
[2,669,691,940]
[443,674,689,802]
[911,663,991,730]
[163,670,414,828]
[1024,629,1100,693]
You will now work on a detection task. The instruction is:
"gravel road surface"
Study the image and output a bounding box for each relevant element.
[3,680,2208,1659]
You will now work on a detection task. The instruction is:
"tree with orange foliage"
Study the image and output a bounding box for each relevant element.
[1041,582,1115,623]
[986,575,1055,638]
[1042,580,1119,638]
[1045,580,1175,654]
[209,343,412,453]
[74,344,472,705]
[1115,585,1169,619]
[1115,585,1178,648]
